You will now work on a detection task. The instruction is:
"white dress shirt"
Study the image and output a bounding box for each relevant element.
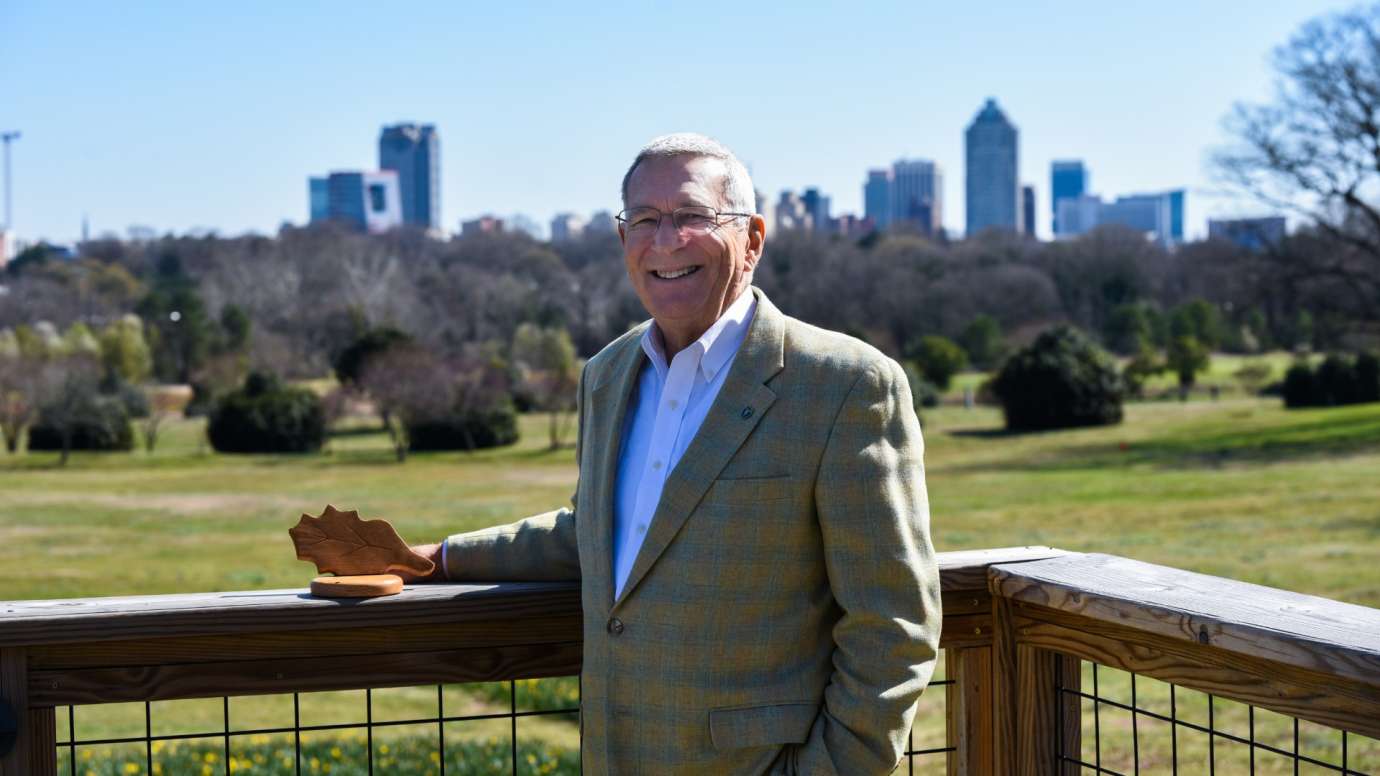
[611,290,757,600]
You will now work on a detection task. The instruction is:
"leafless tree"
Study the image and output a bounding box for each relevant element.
[34,355,103,466]
[1214,4,1380,319]
[357,345,456,462]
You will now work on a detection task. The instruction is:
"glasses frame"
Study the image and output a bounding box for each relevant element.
[616,206,755,235]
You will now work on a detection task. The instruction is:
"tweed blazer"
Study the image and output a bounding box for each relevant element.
[443,287,941,775]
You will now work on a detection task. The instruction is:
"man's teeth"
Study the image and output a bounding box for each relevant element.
[654,267,698,279]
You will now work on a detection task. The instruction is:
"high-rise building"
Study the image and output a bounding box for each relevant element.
[309,178,329,222]
[754,188,773,231]
[1022,185,1036,238]
[0,228,9,269]
[550,213,586,242]
[1168,189,1185,243]
[1055,195,1103,239]
[309,171,402,233]
[801,188,832,234]
[1208,216,1287,251]
[775,191,810,232]
[891,160,942,236]
[965,98,1020,235]
[1103,191,1183,247]
[1050,160,1088,235]
[378,123,440,229]
[864,170,892,229]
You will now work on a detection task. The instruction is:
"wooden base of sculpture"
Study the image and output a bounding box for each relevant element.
[310,574,404,598]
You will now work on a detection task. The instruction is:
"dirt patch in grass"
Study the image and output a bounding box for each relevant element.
[5,491,301,515]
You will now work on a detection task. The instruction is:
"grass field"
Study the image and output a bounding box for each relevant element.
[3,394,1379,773]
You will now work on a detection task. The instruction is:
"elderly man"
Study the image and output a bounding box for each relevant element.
[409,133,940,774]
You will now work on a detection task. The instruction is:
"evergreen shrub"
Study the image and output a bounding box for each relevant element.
[991,326,1124,431]
[1282,353,1380,408]
[207,372,325,453]
[407,402,519,451]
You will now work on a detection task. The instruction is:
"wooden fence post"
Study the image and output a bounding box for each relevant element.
[2,647,53,776]
[991,591,1081,775]
[946,646,993,775]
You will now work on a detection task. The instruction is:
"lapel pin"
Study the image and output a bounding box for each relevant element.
[741,406,754,419]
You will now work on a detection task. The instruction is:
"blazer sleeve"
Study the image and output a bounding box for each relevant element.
[439,362,587,582]
[792,357,942,775]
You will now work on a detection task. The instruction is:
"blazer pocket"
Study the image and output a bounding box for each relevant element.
[705,475,795,504]
[708,701,817,750]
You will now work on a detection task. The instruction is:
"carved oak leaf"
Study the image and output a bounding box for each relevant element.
[289,504,435,577]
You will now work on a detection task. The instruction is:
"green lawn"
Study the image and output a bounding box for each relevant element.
[4,396,1379,773]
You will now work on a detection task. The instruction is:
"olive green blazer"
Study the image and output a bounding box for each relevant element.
[444,287,941,775]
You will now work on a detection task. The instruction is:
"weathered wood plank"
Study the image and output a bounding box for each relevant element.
[29,615,584,670]
[0,582,582,649]
[0,649,33,776]
[1008,600,1380,741]
[25,708,55,776]
[938,547,1068,591]
[938,613,992,650]
[30,641,583,706]
[946,646,993,776]
[1,549,1057,650]
[989,553,1380,689]
[1014,645,1079,775]
[940,589,991,616]
[990,597,1018,776]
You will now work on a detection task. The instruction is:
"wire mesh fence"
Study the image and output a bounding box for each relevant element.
[50,653,956,774]
[1056,659,1380,775]
[53,677,580,775]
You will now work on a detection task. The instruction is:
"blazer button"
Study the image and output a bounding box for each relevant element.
[607,617,624,636]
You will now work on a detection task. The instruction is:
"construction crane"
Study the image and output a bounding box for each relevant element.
[1,131,19,231]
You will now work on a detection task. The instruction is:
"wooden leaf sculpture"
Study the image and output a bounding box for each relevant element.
[289,504,435,577]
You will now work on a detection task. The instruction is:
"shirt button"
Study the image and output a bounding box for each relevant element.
[607,617,624,636]
[652,460,662,470]
[668,399,679,410]
[637,523,648,533]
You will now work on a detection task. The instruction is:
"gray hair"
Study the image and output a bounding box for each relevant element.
[620,133,756,215]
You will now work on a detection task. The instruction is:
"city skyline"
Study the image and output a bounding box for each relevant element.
[0,1,1353,245]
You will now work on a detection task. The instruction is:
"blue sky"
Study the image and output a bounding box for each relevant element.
[0,1,1354,244]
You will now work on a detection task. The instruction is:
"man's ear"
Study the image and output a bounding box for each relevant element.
[617,223,626,247]
[744,214,766,269]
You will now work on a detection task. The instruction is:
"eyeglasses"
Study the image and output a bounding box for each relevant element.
[616,206,754,236]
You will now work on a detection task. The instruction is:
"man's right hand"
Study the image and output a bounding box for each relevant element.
[398,542,445,584]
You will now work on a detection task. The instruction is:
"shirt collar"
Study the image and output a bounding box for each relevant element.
[640,288,758,382]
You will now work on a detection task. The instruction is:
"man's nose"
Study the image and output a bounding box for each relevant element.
[652,215,685,251]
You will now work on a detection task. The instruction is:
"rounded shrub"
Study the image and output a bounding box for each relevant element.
[407,402,519,451]
[1357,351,1380,403]
[991,326,1124,432]
[28,396,134,451]
[1315,354,1360,406]
[207,372,326,453]
[1282,363,1316,408]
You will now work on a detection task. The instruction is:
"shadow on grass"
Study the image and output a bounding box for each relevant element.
[947,402,1380,473]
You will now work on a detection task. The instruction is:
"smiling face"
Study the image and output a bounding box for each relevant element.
[620,155,765,355]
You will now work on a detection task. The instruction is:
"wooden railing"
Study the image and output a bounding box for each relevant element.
[1,546,1376,774]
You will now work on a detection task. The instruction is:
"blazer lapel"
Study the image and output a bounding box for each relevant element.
[586,326,648,610]
[614,288,787,609]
